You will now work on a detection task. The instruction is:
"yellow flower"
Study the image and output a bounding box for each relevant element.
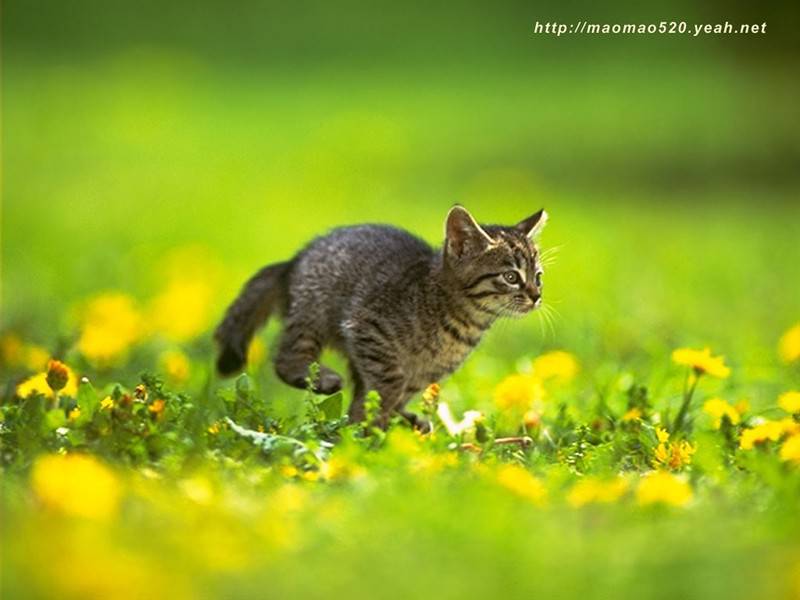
[656,427,670,444]
[410,452,459,475]
[179,476,214,505]
[703,397,741,428]
[77,293,144,366]
[779,323,800,364]
[567,476,629,507]
[0,333,24,366]
[636,471,692,507]
[100,396,114,410]
[422,383,441,404]
[248,336,266,369]
[739,418,799,450]
[780,435,800,463]
[653,439,695,470]
[158,349,190,385]
[779,391,800,414]
[622,407,642,422]
[672,347,730,378]
[207,421,221,434]
[16,365,79,398]
[147,247,223,342]
[150,279,214,342]
[523,410,541,429]
[279,465,299,478]
[25,345,50,371]
[31,454,121,520]
[68,407,81,421]
[0,334,49,370]
[495,464,547,505]
[532,350,579,382]
[148,399,165,417]
[493,374,545,412]
[734,399,750,416]
[321,454,367,482]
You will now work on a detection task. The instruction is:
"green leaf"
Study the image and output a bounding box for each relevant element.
[44,409,66,430]
[76,379,99,421]
[235,373,253,401]
[317,392,343,420]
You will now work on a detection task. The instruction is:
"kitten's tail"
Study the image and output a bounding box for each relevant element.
[214,260,293,376]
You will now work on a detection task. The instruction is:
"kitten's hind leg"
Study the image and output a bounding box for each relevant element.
[347,363,407,429]
[274,327,342,395]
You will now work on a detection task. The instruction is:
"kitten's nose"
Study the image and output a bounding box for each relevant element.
[527,286,541,305]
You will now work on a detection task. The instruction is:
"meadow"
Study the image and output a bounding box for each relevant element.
[3,3,800,598]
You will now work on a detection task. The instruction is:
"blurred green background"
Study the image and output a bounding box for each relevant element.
[3,0,799,387]
[3,3,800,600]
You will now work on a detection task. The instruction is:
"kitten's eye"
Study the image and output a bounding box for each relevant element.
[534,272,543,287]
[503,271,520,285]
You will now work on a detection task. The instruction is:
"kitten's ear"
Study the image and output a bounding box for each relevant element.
[515,209,548,239]
[445,205,494,257]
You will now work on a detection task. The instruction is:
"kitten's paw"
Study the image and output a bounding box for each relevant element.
[314,367,343,395]
[400,410,432,433]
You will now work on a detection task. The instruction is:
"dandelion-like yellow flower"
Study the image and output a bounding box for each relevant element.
[100,396,114,410]
[148,399,166,417]
[703,397,741,429]
[653,439,696,470]
[77,293,143,366]
[656,427,670,444]
[622,407,642,422]
[321,454,367,482]
[422,383,441,405]
[0,334,50,371]
[0,333,24,367]
[248,336,267,369]
[779,323,800,364]
[532,350,579,382]
[68,407,81,421]
[523,410,541,429]
[16,364,79,398]
[158,349,190,385]
[24,345,50,371]
[636,471,692,507]
[779,434,800,463]
[739,418,799,450]
[567,476,629,507]
[31,454,121,520]
[779,391,800,414]
[149,279,214,342]
[493,374,545,412]
[495,464,547,505]
[672,347,730,378]
[148,246,222,342]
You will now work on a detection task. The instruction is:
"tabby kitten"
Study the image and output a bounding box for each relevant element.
[215,206,548,427]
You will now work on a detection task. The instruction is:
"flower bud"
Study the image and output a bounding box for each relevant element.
[45,360,69,393]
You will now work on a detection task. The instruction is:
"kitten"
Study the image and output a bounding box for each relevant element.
[215,206,548,427]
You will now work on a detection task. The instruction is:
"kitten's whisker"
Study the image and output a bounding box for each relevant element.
[540,244,563,257]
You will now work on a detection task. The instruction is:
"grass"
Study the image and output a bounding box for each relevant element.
[2,42,800,600]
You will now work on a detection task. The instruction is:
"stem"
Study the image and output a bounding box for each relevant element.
[673,370,701,433]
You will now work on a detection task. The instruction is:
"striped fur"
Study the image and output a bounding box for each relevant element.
[215,205,547,427]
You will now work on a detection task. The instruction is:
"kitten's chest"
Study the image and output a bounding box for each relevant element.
[405,323,483,387]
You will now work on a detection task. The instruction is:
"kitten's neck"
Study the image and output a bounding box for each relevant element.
[430,251,498,331]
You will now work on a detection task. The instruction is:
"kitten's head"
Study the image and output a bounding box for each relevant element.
[443,205,548,316]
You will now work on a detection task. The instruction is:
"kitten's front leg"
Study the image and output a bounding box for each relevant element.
[347,364,408,429]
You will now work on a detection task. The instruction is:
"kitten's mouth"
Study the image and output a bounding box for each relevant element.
[509,297,541,316]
